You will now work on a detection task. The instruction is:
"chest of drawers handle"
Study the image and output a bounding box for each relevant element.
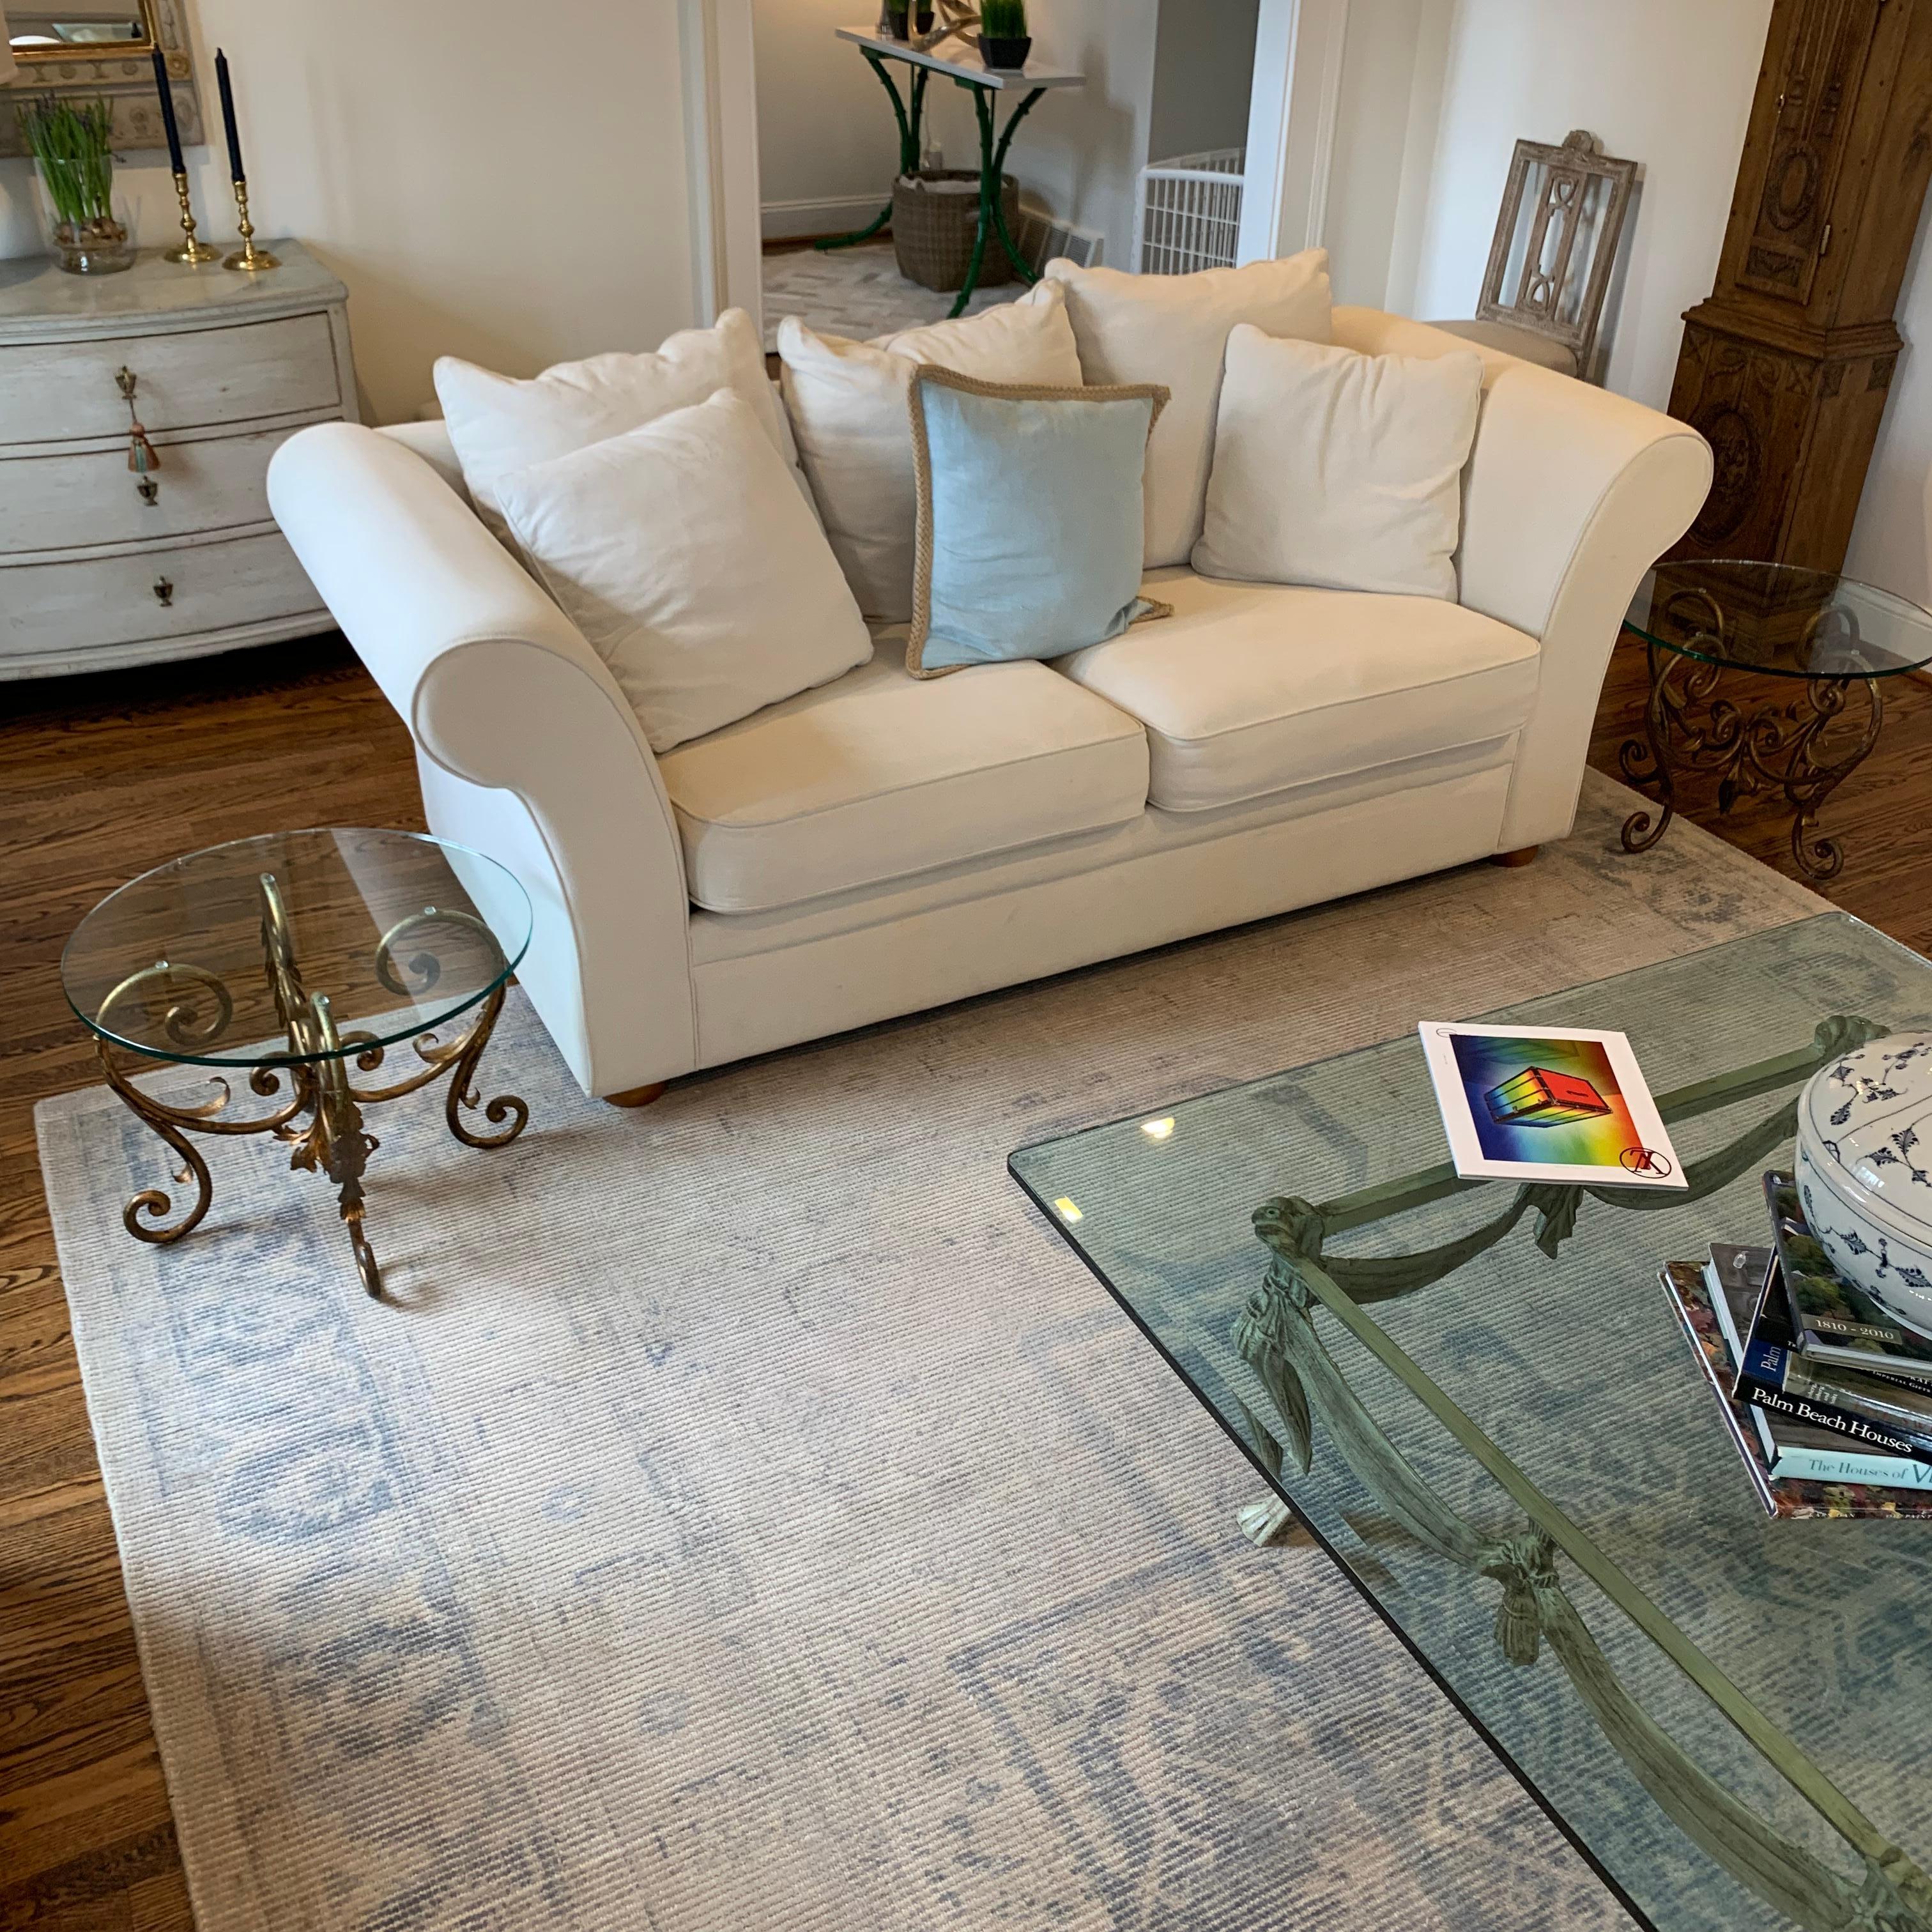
[153,576,173,608]
[137,477,159,505]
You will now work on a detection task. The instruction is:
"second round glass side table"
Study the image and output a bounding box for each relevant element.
[1618,559,1932,880]
[62,828,533,1299]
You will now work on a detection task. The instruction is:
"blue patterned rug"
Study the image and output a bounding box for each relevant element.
[37,772,1821,1929]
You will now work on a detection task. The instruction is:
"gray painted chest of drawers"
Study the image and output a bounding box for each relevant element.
[0,239,358,680]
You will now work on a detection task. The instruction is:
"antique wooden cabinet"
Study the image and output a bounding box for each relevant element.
[0,240,356,679]
[1669,0,1932,571]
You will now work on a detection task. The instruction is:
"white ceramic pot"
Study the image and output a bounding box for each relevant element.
[1795,1032,1932,1339]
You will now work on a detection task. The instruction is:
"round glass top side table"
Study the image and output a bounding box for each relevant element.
[62,829,533,1299]
[1618,560,1932,881]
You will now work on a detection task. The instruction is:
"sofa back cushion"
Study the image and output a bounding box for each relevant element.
[435,308,797,543]
[776,282,1084,624]
[1194,325,1483,601]
[492,389,871,755]
[1043,252,1332,569]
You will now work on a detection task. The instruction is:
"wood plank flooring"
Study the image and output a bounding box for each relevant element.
[0,637,419,1925]
[1,626,1928,1921]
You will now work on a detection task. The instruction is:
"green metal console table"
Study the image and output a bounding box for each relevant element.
[823,26,1084,319]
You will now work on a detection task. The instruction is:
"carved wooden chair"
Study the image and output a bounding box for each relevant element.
[1431,129,1637,383]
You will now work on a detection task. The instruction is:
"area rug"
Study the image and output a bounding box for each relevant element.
[37,770,1825,1931]
[761,238,1012,348]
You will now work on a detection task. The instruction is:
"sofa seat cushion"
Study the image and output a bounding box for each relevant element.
[658,639,1151,914]
[1056,569,1540,814]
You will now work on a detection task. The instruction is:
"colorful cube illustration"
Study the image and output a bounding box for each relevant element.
[1484,1065,1612,1128]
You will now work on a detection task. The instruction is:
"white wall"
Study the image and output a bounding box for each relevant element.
[1847,192,1932,606]
[1396,0,1770,403]
[1003,0,1162,269]
[1322,0,1434,309]
[1365,0,1932,606]
[0,0,701,423]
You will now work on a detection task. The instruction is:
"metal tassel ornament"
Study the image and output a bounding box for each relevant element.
[116,366,161,502]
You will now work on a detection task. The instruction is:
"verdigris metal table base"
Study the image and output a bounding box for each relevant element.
[1619,600,1883,882]
[818,50,931,253]
[1231,1014,1932,1932]
[95,874,527,1299]
[817,47,1045,318]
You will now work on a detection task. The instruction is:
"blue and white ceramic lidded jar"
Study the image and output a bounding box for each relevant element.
[1796,1033,1932,1339]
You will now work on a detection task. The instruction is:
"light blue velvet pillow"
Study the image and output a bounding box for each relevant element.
[906,367,1170,678]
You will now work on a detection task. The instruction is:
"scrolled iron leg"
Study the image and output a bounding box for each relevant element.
[948,84,1046,319]
[302,993,385,1297]
[1781,674,1881,882]
[816,52,919,251]
[99,1042,215,1244]
[1620,638,1679,854]
[443,985,528,1151]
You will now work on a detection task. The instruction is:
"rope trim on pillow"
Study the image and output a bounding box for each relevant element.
[906,365,1172,679]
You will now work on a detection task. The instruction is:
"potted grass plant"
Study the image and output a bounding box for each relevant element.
[19,94,132,275]
[977,0,1031,70]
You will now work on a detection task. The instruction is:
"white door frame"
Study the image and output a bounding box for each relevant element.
[681,0,765,335]
[1236,0,1351,266]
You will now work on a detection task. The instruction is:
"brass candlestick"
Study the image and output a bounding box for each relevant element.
[163,171,221,265]
[222,178,280,272]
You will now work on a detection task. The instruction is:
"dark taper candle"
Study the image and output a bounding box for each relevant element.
[214,47,244,182]
[150,45,186,176]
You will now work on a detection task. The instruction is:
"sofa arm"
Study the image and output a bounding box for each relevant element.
[268,422,697,1096]
[1333,308,1712,848]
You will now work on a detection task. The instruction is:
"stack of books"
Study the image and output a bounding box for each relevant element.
[1660,1172,1932,1519]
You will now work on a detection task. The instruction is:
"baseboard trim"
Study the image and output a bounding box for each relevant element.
[762,194,888,241]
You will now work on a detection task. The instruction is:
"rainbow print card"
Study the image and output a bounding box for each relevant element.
[1417,1023,1687,1189]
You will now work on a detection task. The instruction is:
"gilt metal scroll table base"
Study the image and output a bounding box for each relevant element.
[1614,567,1932,884]
[93,870,528,1298]
[1619,633,1882,883]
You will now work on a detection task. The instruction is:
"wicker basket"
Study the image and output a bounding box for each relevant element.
[892,169,1022,291]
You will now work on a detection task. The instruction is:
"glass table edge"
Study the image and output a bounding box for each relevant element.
[1003,1152,1666,1932]
[61,829,533,1070]
[1006,908,1932,1918]
[1618,615,1932,680]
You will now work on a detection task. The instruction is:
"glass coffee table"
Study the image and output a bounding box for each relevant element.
[1618,560,1932,881]
[1011,914,1932,1932]
[63,828,532,1298]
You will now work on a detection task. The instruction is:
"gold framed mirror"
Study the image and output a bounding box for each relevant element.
[1,0,203,160]
[10,5,154,58]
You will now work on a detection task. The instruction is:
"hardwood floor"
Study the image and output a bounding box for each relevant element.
[1,627,1928,1920]
[0,636,419,1924]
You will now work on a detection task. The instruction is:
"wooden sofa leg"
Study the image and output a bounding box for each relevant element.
[1491,846,1540,868]
[604,1082,669,1109]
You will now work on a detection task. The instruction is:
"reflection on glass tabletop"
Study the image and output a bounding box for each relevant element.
[1010,914,1932,1932]
[1623,560,1932,680]
[63,829,532,1068]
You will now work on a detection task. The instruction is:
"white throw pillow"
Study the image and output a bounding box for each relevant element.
[493,390,871,755]
[1193,324,1485,601]
[777,282,1084,622]
[436,308,799,542]
[1043,252,1333,569]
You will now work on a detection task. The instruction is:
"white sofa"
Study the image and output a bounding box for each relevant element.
[267,307,1711,1103]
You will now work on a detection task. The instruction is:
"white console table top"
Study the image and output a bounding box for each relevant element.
[834,26,1084,90]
